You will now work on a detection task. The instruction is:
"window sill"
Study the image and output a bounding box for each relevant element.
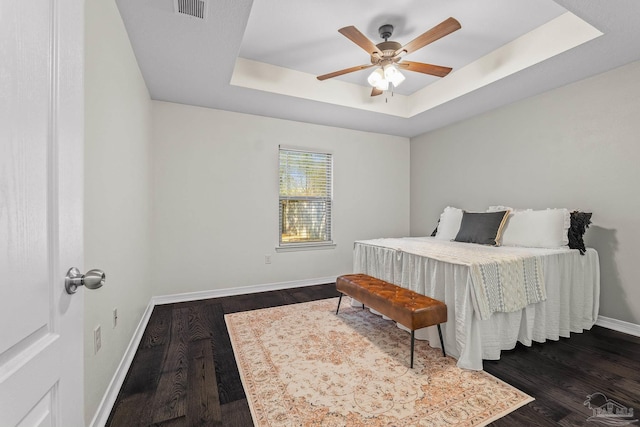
[276,242,337,253]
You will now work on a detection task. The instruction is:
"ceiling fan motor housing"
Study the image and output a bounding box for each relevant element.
[370,24,402,65]
[372,41,402,65]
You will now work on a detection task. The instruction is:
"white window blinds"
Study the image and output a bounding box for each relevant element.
[279,148,333,246]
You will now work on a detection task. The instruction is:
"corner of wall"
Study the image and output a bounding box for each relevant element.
[84,0,153,423]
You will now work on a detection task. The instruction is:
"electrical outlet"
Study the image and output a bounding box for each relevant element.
[265,255,271,264]
[94,325,102,354]
[113,308,118,328]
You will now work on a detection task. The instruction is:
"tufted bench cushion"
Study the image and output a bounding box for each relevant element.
[336,273,447,368]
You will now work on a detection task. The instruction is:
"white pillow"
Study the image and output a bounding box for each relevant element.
[434,206,464,240]
[487,205,513,212]
[500,208,570,248]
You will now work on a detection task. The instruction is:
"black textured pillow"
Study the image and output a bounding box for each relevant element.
[568,211,592,255]
[454,211,510,246]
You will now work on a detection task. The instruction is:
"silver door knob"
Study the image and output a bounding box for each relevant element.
[65,267,106,294]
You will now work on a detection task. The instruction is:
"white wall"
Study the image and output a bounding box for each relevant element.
[410,60,640,325]
[84,0,152,423]
[151,102,410,296]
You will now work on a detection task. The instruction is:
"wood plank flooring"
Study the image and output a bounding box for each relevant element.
[107,283,640,426]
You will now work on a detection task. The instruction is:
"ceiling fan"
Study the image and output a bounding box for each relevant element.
[317,17,461,96]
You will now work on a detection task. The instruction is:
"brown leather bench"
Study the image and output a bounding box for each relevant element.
[335,273,447,368]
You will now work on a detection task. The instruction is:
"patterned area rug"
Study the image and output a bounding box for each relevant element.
[225,298,533,426]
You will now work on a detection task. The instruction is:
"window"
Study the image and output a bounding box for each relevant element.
[279,147,333,247]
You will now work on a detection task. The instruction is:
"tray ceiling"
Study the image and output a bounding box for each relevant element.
[116,0,640,137]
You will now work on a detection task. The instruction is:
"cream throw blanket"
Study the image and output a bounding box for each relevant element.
[355,237,546,320]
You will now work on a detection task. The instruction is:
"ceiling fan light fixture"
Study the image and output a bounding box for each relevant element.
[367,68,388,90]
[375,78,389,91]
[384,64,405,87]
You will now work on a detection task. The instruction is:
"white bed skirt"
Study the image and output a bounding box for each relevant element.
[353,242,600,370]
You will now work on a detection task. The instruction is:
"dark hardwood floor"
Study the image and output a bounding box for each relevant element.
[107,283,640,426]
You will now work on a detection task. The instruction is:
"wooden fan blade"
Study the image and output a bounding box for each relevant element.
[338,26,383,56]
[397,60,452,77]
[394,17,461,56]
[317,64,373,81]
[371,87,383,97]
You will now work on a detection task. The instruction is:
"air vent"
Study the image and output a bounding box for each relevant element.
[174,0,207,19]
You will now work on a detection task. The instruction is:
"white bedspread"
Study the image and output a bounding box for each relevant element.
[353,237,600,370]
[356,238,546,320]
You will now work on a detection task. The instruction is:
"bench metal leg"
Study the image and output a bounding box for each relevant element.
[336,294,343,315]
[410,330,415,368]
[437,324,446,357]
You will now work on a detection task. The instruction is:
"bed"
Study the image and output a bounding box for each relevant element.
[351,208,600,370]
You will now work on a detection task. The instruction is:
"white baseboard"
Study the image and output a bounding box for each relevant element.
[89,301,155,427]
[89,277,336,425]
[151,276,337,305]
[596,315,640,337]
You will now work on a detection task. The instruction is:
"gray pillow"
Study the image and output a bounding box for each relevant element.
[454,211,510,246]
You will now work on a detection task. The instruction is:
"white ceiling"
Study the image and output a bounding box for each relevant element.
[115,0,640,138]
[239,0,567,96]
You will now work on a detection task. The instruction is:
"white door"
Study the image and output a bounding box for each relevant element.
[0,0,85,425]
